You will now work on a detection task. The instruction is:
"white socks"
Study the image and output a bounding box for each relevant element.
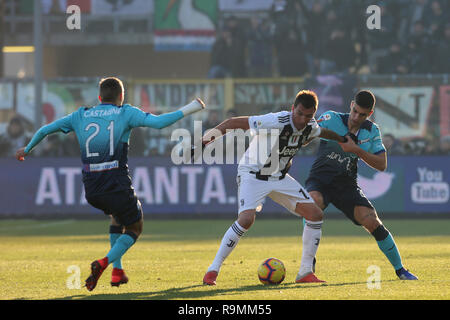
[208,219,322,279]
[298,220,322,277]
[208,221,247,273]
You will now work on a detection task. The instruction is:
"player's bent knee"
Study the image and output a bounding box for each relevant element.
[355,207,381,233]
[237,210,256,230]
[362,216,382,233]
[125,219,143,239]
[295,203,323,222]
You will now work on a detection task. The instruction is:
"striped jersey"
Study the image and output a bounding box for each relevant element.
[238,111,321,179]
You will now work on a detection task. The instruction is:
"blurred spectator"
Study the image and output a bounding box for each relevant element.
[423,0,448,39]
[40,134,63,157]
[424,136,442,155]
[323,25,357,73]
[276,29,307,77]
[406,21,433,74]
[403,137,428,155]
[208,30,233,79]
[433,23,450,73]
[382,133,405,155]
[377,44,410,74]
[333,0,367,69]
[224,17,247,78]
[395,0,416,42]
[404,0,429,37]
[61,132,80,157]
[270,0,300,42]
[246,17,273,78]
[438,135,450,155]
[0,117,31,157]
[314,9,340,74]
[208,17,247,79]
[203,109,222,133]
[148,136,169,156]
[300,1,328,75]
[366,3,398,73]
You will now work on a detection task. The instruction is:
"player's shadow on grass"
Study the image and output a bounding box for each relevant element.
[59,279,397,300]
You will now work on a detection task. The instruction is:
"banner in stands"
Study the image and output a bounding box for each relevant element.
[133,82,224,113]
[233,79,305,115]
[0,156,448,216]
[439,85,450,137]
[15,81,98,126]
[232,75,356,117]
[361,86,434,139]
[405,157,450,212]
[154,0,217,51]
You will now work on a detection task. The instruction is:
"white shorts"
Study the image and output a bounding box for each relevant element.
[236,172,314,216]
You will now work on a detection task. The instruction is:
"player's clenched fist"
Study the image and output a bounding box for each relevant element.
[15,147,26,161]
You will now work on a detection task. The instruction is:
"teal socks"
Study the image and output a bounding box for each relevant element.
[109,225,123,269]
[372,225,403,270]
[106,231,137,266]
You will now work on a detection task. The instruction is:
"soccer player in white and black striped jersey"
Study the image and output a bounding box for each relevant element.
[198,90,350,285]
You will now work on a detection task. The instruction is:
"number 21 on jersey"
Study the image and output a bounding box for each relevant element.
[85,121,114,157]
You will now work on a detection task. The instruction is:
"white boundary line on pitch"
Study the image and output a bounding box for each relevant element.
[0,220,76,231]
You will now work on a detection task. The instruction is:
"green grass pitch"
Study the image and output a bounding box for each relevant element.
[0,218,449,300]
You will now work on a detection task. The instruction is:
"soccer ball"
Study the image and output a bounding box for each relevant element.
[257,258,286,285]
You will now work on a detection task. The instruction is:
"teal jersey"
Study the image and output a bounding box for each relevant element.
[25,103,184,194]
[309,110,386,184]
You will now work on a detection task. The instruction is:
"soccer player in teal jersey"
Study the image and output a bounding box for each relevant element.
[305,90,418,280]
[15,77,205,291]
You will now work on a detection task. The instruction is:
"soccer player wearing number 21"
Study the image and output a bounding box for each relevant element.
[15,77,205,291]
[199,90,351,285]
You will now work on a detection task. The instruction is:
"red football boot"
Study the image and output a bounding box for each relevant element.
[85,257,108,291]
[111,268,129,287]
[295,272,326,283]
[203,271,218,286]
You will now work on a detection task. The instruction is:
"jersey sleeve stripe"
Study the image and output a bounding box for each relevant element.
[278,115,290,123]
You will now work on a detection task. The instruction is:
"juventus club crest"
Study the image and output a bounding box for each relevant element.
[288,135,301,147]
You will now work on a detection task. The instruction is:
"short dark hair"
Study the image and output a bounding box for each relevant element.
[294,90,318,109]
[355,90,375,110]
[99,77,124,103]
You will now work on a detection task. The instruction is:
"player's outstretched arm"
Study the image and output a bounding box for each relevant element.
[132,98,205,130]
[189,116,249,163]
[15,117,73,161]
[202,116,250,145]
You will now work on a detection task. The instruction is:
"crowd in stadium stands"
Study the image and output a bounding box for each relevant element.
[2,0,449,157]
[209,0,450,78]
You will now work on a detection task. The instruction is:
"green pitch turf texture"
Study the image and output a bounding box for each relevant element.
[0,218,449,300]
